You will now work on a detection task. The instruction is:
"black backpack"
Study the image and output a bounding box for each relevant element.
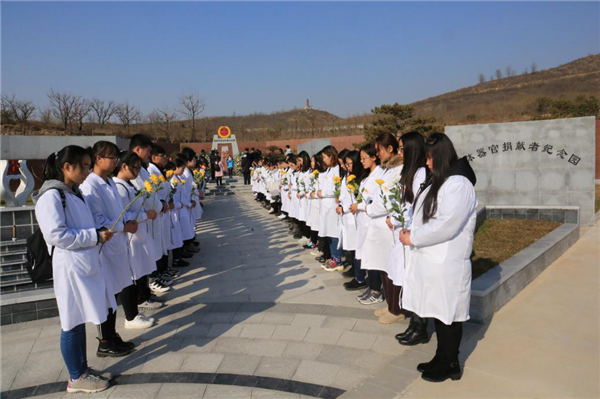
[215,162,221,172]
[26,189,66,283]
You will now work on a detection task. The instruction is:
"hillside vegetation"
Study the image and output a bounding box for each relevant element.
[2,54,598,142]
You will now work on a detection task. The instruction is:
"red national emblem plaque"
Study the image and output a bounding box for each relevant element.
[218,126,231,139]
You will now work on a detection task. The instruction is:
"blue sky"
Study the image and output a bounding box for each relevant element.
[2,1,599,118]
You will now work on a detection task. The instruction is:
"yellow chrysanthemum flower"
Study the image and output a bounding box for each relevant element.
[375,179,384,186]
[159,175,165,183]
[166,170,174,179]
[347,174,356,183]
[144,181,154,193]
[312,170,319,176]
[347,184,355,192]
[181,179,186,184]
[333,176,342,184]
[149,174,160,185]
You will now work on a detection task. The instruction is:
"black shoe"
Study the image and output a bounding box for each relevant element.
[421,358,462,382]
[186,245,200,253]
[398,321,429,346]
[293,233,303,239]
[343,278,367,291]
[181,251,193,259]
[342,260,352,268]
[417,351,442,373]
[342,268,354,278]
[396,315,418,341]
[192,241,200,247]
[96,338,130,358]
[173,259,190,267]
[113,333,135,350]
[315,256,327,264]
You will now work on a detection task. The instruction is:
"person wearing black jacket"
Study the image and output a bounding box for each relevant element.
[209,150,217,181]
[241,148,251,185]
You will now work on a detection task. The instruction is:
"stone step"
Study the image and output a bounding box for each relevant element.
[0,269,31,284]
[1,250,27,264]
[0,278,53,294]
[1,259,27,273]
[0,239,27,253]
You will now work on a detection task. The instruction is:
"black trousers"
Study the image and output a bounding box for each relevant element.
[228,168,233,178]
[99,307,117,341]
[367,270,382,292]
[119,285,139,321]
[243,172,251,185]
[156,255,168,274]
[434,319,463,362]
[310,230,319,246]
[137,275,151,304]
[320,237,331,260]
[381,272,401,315]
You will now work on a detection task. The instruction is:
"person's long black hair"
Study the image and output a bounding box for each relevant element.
[43,145,90,182]
[345,150,366,184]
[90,141,119,167]
[313,152,326,173]
[420,132,458,223]
[399,132,426,204]
[114,150,142,176]
[360,143,380,166]
[375,132,400,159]
[297,151,311,172]
[338,149,350,178]
[180,147,197,162]
[321,145,339,169]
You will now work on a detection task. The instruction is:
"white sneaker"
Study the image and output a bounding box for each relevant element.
[310,249,322,256]
[125,314,154,329]
[138,311,155,323]
[278,214,286,219]
[151,277,172,287]
[138,300,163,310]
[149,281,170,293]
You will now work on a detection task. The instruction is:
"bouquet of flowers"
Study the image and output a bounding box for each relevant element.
[346,174,363,203]
[377,177,408,265]
[194,169,205,187]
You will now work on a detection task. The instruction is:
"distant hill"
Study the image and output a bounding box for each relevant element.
[2,55,597,141]
[411,54,600,125]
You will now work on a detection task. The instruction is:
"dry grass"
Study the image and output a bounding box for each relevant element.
[472,219,561,279]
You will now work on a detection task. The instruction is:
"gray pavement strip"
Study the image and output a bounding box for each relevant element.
[0,372,345,399]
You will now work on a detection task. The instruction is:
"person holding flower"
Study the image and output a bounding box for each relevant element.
[360,134,405,325]
[305,153,325,250]
[34,145,115,394]
[317,146,343,268]
[169,158,193,267]
[295,151,312,241]
[350,143,385,303]
[80,141,137,356]
[112,150,159,328]
[400,132,477,382]
[179,148,200,254]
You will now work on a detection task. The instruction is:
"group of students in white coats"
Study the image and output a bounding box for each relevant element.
[32,134,205,394]
[252,132,478,383]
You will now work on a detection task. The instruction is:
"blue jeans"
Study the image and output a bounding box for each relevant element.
[60,323,88,380]
[329,237,344,262]
[353,258,366,283]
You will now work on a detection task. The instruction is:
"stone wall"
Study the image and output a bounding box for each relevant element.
[446,117,596,225]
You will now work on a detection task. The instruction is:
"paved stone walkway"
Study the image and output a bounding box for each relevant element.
[4,181,461,398]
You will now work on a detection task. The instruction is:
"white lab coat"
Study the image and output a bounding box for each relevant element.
[306,172,321,230]
[289,171,300,220]
[388,167,427,286]
[167,177,185,250]
[132,167,166,261]
[35,188,116,331]
[80,173,133,295]
[361,162,403,273]
[176,173,195,241]
[354,167,384,260]
[112,177,156,280]
[297,170,310,222]
[338,176,358,251]
[402,175,477,325]
[148,163,173,256]
[318,165,340,238]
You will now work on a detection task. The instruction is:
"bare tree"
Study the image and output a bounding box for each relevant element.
[478,74,486,84]
[89,98,115,128]
[530,62,537,73]
[149,107,178,142]
[522,67,529,75]
[495,69,503,80]
[505,65,516,77]
[48,89,78,131]
[2,94,36,133]
[71,98,91,133]
[178,93,205,142]
[39,107,53,128]
[115,102,141,134]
